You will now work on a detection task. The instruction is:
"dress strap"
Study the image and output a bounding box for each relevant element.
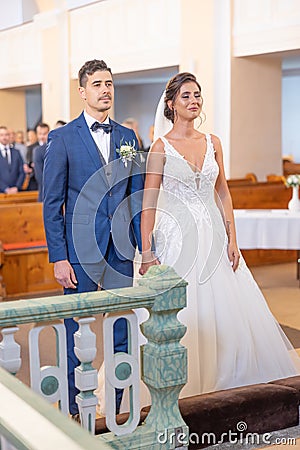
[159,136,177,157]
[205,133,216,154]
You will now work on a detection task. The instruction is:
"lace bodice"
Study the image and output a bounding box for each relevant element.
[160,134,219,207]
[155,134,226,273]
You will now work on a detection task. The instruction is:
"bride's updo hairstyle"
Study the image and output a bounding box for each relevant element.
[164,72,202,123]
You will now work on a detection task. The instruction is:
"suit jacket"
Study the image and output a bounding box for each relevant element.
[33,144,47,202]
[0,146,25,192]
[43,113,144,264]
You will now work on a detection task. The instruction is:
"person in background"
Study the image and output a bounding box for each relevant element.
[33,123,50,201]
[54,120,67,128]
[122,117,145,151]
[26,129,38,147]
[7,128,27,162]
[23,128,38,190]
[144,124,154,152]
[15,130,25,145]
[0,126,25,193]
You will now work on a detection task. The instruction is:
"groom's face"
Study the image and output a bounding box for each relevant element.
[79,70,114,115]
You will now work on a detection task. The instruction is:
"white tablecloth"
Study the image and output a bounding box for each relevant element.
[233,209,300,250]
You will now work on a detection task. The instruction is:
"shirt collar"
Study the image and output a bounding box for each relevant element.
[84,111,110,130]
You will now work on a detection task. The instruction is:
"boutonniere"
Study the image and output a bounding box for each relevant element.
[116,139,138,167]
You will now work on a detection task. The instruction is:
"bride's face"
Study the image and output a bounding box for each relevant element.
[171,81,202,121]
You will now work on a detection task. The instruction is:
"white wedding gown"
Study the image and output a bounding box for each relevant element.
[153,134,300,398]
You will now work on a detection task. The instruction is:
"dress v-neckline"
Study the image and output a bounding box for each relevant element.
[162,134,209,175]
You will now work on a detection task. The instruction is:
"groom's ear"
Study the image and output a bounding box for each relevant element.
[78,86,86,100]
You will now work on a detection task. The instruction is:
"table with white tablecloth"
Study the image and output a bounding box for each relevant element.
[233,209,300,250]
[233,209,300,283]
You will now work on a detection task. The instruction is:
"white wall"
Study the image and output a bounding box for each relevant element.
[0,22,42,88]
[233,0,300,56]
[69,0,180,77]
[282,73,300,162]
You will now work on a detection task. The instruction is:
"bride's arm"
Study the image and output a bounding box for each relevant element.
[212,135,240,272]
[139,139,165,275]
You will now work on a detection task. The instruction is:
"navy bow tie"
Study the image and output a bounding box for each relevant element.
[90,122,112,134]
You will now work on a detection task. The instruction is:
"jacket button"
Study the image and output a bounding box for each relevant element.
[109,191,112,197]
[108,214,113,220]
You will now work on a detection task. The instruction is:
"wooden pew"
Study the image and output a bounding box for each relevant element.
[283,161,300,177]
[229,180,291,209]
[0,191,38,205]
[0,203,61,299]
[227,172,257,186]
[229,181,296,266]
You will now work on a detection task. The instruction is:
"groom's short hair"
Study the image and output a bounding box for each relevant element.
[78,59,112,87]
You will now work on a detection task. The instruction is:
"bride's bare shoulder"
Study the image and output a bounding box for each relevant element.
[150,137,165,154]
[210,134,221,146]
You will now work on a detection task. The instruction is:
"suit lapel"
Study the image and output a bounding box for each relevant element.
[76,113,109,188]
[110,120,131,187]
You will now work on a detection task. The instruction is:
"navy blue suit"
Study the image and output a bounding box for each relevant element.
[33,144,47,202]
[0,147,25,192]
[43,113,144,414]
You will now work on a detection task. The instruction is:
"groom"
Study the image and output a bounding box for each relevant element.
[43,59,144,416]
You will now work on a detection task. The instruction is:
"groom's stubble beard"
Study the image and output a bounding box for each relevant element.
[97,96,113,113]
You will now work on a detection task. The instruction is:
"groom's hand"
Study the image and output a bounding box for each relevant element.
[54,260,78,289]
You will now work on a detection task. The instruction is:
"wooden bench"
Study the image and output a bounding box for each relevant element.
[229,181,296,266]
[0,191,38,205]
[0,203,60,299]
[229,180,291,209]
[283,160,300,177]
[227,172,257,186]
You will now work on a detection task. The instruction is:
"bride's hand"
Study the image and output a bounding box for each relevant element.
[139,251,160,275]
[227,242,240,272]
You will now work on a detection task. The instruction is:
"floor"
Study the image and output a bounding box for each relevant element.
[251,262,300,352]
[242,262,300,450]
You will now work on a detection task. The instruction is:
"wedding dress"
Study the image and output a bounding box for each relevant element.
[153,134,300,398]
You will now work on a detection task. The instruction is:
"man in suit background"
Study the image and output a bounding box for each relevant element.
[33,122,50,201]
[43,59,144,417]
[0,126,25,193]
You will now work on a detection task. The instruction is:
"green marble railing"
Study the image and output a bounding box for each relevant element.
[0,265,188,449]
[0,366,111,450]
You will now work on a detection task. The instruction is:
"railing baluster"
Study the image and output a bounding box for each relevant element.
[104,311,140,436]
[140,266,189,444]
[0,327,21,375]
[74,317,98,433]
[28,321,69,414]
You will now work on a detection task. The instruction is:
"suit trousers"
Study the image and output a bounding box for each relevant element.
[64,237,133,415]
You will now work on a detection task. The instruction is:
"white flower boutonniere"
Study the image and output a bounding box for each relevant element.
[116,139,137,167]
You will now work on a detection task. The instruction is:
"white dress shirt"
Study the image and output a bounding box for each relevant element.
[84,111,111,164]
[0,144,11,164]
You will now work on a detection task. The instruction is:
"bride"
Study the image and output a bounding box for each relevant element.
[139,72,300,397]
